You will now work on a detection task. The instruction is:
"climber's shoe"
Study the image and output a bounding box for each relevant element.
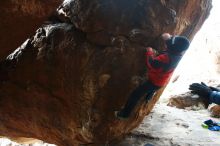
[115,111,129,120]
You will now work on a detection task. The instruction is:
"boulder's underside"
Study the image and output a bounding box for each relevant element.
[0,0,212,146]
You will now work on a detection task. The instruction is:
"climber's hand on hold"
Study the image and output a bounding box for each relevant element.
[161,33,172,41]
[146,47,153,52]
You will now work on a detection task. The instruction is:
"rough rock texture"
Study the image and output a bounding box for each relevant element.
[0,0,212,146]
[0,0,63,59]
[168,92,208,109]
[210,105,220,118]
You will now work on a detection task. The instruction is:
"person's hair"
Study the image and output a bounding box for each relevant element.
[166,36,190,54]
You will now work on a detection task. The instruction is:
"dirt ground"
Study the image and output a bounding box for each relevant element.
[117,103,220,146]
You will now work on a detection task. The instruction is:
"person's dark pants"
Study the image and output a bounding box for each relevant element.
[119,81,160,117]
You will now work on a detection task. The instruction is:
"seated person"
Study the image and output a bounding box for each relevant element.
[189,82,220,105]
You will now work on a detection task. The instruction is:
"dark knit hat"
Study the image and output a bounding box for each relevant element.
[166,36,190,54]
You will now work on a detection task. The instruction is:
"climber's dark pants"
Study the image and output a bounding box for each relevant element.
[120,81,160,117]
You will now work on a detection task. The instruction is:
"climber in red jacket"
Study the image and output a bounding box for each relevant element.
[116,33,190,120]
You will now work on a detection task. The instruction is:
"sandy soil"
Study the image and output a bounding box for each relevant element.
[117,103,220,146]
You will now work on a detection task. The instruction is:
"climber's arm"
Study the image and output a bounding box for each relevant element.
[145,47,167,68]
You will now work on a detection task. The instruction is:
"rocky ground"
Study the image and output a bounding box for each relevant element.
[118,103,220,146]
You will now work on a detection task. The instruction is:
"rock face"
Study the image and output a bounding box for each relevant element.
[168,92,208,109]
[0,0,212,146]
[0,0,63,59]
[210,105,220,118]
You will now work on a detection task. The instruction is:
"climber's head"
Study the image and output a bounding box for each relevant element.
[165,35,190,55]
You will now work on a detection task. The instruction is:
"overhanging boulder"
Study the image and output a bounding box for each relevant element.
[0,0,63,59]
[0,0,212,145]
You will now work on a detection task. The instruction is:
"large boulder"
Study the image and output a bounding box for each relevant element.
[0,0,63,59]
[0,0,212,145]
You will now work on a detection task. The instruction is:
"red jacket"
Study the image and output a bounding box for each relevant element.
[145,48,182,87]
